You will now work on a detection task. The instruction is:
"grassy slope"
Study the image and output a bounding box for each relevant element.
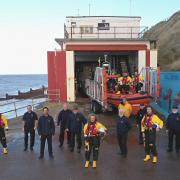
[144,11,180,71]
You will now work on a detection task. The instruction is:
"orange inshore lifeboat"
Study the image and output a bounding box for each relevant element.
[86,66,160,114]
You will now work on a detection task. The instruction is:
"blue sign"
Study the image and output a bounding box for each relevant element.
[157,72,180,113]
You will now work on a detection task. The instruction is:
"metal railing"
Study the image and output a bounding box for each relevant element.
[140,67,158,99]
[0,89,60,118]
[64,25,148,40]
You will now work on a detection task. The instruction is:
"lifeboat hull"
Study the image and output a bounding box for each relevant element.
[107,93,153,114]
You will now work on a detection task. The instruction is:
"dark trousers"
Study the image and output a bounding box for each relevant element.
[169,130,180,151]
[24,127,35,148]
[117,133,128,155]
[70,132,82,150]
[59,127,71,146]
[40,135,53,156]
[135,82,143,93]
[119,85,130,94]
[85,136,100,161]
[144,130,157,156]
[138,125,143,144]
[0,128,7,148]
[175,132,180,151]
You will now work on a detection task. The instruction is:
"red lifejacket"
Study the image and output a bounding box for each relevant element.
[122,77,129,85]
[85,122,98,136]
[143,114,153,128]
[134,76,140,83]
[0,114,4,128]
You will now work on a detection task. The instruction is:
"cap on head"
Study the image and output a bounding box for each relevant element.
[140,103,145,106]
[172,106,178,109]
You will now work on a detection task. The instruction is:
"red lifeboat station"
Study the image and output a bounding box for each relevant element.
[47,16,158,102]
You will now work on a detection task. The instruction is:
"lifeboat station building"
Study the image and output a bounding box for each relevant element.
[47,16,157,102]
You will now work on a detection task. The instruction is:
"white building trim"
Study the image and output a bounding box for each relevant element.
[66,51,75,102]
[150,50,158,69]
[138,50,146,72]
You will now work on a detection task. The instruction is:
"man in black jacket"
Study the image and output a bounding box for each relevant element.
[38,107,55,159]
[57,103,72,148]
[166,106,180,153]
[22,105,38,151]
[136,104,147,144]
[66,105,87,153]
[117,108,131,157]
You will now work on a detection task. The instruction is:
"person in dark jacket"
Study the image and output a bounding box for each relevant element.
[117,108,131,157]
[66,105,87,153]
[136,104,147,144]
[22,105,38,151]
[57,103,72,148]
[38,107,55,159]
[166,106,180,153]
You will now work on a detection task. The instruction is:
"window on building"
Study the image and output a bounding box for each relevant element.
[80,26,93,34]
[98,23,110,30]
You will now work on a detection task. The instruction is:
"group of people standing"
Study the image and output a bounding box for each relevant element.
[135,103,180,162]
[22,105,55,158]
[116,99,164,163]
[116,98,179,163]
[0,100,180,168]
[57,103,87,153]
[21,103,107,168]
[57,103,107,168]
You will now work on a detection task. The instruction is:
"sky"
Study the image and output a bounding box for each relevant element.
[0,0,179,75]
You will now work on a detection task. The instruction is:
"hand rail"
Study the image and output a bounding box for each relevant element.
[64,26,148,40]
[0,89,60,118]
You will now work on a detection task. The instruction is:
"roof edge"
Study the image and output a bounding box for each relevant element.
[66,16,141,19]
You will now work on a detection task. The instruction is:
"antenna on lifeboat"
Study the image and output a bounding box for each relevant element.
[98,57,101,67]
[102,54,111,74]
